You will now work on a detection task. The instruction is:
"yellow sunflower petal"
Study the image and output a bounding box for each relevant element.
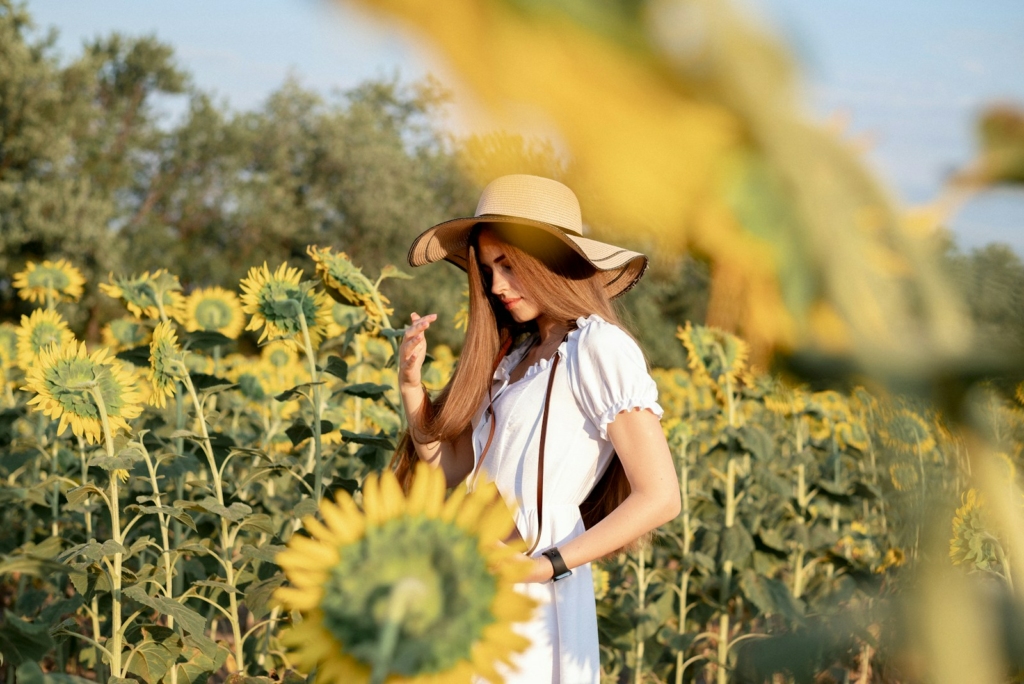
[302,515,339,544]
[321,496,366,543]
[274,586,324,612]
[405,465,434,517]
[285,535,341,567]
[421,467,446,519]
[377,469,407,522]
[440,485,469,523]
[362,471,382,525]
[475,501,516,544]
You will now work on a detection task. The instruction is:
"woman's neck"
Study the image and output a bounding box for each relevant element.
[535,314,571,345]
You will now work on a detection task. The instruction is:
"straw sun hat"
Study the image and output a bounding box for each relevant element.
[407,174,648,298]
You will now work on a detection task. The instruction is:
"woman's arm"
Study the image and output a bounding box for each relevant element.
[399,313,475,487]
[520,407,680,582]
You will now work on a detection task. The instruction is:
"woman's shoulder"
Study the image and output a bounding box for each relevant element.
[565,314,646,368]
[569,314,641,351]
[563,315,661,435]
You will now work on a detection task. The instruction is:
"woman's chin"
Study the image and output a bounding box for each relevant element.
[509,310,539,324]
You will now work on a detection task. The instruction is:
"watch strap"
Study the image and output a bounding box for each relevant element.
[542,547,572,581]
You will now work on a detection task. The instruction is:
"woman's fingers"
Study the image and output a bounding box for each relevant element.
[399,313,437,387]
[402,313,437,344]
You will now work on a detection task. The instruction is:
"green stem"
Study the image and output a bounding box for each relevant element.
[634,547,647,684]
[50,442,60,538]
[717,613,730,684]
[139,443,176,624]
[721,459,736,602]
[172,383,185,600]
[676,439,692,684]
[297,311,324,501]
[370,578,425,684]
[182,374,246,673]
[88,386,123,678]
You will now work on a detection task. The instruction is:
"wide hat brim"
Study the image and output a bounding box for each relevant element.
[407,214,648,299]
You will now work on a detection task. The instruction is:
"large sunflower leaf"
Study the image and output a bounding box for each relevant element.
[123,585,206,636]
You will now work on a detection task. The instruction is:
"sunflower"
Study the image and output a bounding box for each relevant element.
[835,420,870,452]
[879,408,936,454]
[453,286,469,333]
[326,302,368,338]
[23,340,142,445]
[184,286,245,339]
[811,390,852,423]
[101,317,152,352]
[16,309,76,369]
[13,259,86,305]
[875,547,905,574]
[995,452,1017,482]
[225,351,302,420]
[149,321,186,408]
[949,489,1001,571]
[1016,381,1024,407]
[849,387,879,416]
[183,352,214,375]
[0,323,18,369]
[239,262,333,351]
[805,414,833,444]
[263,341,299,370]
[677,322,749,401]
[421,345,456,393]
[123,364,155,406]
[274,464,536,683]
[888,461,919,492]
[99,270,186,322]
[592,566,610,602]
[307,246,392,330]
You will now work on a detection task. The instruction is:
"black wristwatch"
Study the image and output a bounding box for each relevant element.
[541,547,573,582]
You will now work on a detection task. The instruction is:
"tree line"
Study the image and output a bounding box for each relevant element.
[1,0,1021,367]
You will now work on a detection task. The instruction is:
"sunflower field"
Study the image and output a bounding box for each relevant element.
[1,252,1022,684]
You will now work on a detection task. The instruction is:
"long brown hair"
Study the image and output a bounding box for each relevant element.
[392,223,643,537]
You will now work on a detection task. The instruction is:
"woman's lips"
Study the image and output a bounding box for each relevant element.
[502,297,521,310]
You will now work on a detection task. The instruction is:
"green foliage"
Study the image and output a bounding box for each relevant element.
[942,239,1024,356]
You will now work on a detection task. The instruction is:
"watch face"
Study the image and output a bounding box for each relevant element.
[553,569,572,581]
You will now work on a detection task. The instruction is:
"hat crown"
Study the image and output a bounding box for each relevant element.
[474,174,583,236]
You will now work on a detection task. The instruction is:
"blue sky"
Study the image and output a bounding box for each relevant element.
[27,0,1024,256]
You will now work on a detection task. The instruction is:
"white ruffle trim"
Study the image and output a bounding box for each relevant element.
[595,398,664,441]
[491,315,622,392]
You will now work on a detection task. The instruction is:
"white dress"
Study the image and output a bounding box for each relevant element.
[469,314,664,684]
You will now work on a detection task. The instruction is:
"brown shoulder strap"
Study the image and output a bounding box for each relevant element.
[526,351,561,556]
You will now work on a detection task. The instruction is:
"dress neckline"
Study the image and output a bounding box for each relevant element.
[490,314,608,392]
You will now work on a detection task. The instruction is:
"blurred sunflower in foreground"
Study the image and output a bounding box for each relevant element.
[275,463,535,683]
[184,286,246,339]
[13,259,86,305]
[23,340,142,445]
[240,262,333,350]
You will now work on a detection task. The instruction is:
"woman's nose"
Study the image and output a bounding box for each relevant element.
[490,271,508,295]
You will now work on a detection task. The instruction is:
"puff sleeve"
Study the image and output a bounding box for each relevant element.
[565,315,664,441]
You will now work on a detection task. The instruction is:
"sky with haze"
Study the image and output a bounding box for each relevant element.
[26,0,1024,256]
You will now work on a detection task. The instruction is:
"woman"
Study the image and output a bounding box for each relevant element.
[393,174,681,683]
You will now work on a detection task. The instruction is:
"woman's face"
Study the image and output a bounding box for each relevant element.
[477,230,542,323]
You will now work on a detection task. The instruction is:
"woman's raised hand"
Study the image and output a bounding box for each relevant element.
[398,312,437,392]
